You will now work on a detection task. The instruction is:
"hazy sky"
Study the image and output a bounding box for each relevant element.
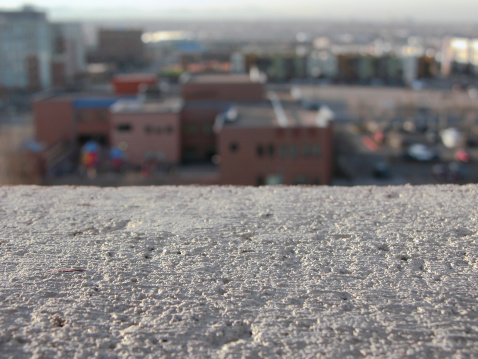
[2,0,478,22]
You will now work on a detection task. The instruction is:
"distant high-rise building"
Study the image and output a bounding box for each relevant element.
[50,23,86,87]
[0,6,52,90]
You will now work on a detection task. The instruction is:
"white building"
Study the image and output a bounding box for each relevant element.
[0,6,52,90]
[51,22,86,86]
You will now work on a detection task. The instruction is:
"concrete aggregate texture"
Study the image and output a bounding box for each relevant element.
[1,185,478,358]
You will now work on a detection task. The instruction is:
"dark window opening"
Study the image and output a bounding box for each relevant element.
[257,144,264,157]
[205,146,217,161]
[279,145,288,158]
[229,142,239,153]
[257,176,265,186]
[183,146,200,163]
[313,144,321,157]
[117,124,132,132]
[184,123,199,135]
[156,126,162,134]
[166,125,173,134]
[145,125,152,133]
[303,144,311,156]
[268,144,275,157]
[203,122,213,134]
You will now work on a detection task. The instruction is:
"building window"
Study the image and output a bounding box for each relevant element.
[266,174,283,185]
[203,122,213,134]
[229,142,239,153]
[257,176,265,186]
[117,124,132,132]
[313,144,321,157]
[289,144,298,158]
[166,125,173,134]
[145,125,152,133]
[303,144,311,157]
[279,145,288,158]
[156,126,162,134]
[268,144,275,157]
[184,123,199,135]
[184,146,200,162]
[205,146,216,160]
[256,144,264,158]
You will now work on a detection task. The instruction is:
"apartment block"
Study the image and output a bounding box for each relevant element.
[0,6,52,90]
[50,22,86,87]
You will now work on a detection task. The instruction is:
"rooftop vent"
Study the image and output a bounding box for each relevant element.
[225,106,238,122]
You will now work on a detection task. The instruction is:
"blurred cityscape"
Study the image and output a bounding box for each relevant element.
[2,5,478,186]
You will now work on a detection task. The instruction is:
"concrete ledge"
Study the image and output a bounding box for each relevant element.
[1,185,478,357]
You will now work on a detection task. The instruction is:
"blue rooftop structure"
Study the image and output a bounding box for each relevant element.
[73,98,120,110]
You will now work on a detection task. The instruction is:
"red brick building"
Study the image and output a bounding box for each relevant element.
[181,74,265,102]
[180,74,265,162]
[111,74,157,95]
[110,98,183,165]
[33,73,334,185]
[216,99,334,186]
[34,95,119,148]
[95,29,145,69]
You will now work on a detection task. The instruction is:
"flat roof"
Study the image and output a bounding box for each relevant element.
[111,97,183,114]
[112,74,157,82]
[219,96,333,129]
[33,92,134,103]
[73,98,119,110]
[185,73,256,84]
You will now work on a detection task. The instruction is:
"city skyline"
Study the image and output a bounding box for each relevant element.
[2,0,478,22]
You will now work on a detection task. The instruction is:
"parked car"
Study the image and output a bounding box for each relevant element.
[404,144,438,162]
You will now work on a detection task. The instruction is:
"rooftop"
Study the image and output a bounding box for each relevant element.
[33,92,133,103]
[111,74,157,82]
[185,73,257,84]
[2,185,477,357]
[218,96,334,129]
[111,97,183,114]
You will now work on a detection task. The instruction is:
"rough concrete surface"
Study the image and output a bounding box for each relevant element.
[1,185,478,358]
